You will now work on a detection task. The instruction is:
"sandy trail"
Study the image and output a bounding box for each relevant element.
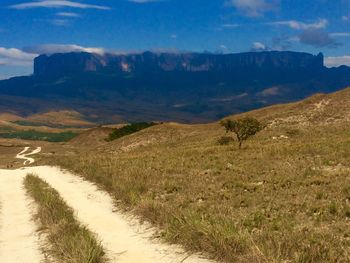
[24,166,214,263]
[0,148,214,263]
[0,169,44,263]
[16,147,42,165]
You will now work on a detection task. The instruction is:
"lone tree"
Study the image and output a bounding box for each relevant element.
[220,117,264,149]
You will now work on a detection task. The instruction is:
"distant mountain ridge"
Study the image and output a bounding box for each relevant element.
[34,51,324,77]
[0,51,350,123]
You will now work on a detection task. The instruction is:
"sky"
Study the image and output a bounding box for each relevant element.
[0,0,350,79]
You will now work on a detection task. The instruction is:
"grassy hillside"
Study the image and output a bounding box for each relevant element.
[0,110,93,133]
[0,129,78,142]
[47,87,350,263]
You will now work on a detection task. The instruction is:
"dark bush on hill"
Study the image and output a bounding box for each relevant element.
[106,122,158,141]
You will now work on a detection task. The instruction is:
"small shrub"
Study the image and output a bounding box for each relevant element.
[220,117,265,148]
[217,136,234,145]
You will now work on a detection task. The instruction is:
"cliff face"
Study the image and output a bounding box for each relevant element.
[4,50,348,123]
[34,51,324,76]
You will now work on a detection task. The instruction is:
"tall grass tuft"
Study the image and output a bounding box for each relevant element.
[24,174,107,263]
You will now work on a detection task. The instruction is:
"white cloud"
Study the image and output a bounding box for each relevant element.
[257,86,280,97]
[329,32,350,37]
[128,0,163,3]
[251,42,268,51]
[10,0,110,10]
[0,47,37,66]
[253,42,266,49]
[56,12,80,17]
[0,44,109,68]
[221,23,240,29]
[170,34,177,39]
[342,15,349,21]
[23,44,106,55]
[268,19,328,30]
[216,44,229,54]
[325,56,350,67]
[51,19,70,26]
[298,29,340,48]
[227,0,278,17]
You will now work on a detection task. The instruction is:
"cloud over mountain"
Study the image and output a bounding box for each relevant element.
[0,47,36,66]
[325,55,350,67]
[23,44,106,55]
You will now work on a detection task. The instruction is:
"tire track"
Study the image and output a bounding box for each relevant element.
[0,169,43,263]
[0,148,215,263]
[25,166,214,263]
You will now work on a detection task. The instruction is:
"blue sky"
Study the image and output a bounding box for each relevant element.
[0,0,350,79]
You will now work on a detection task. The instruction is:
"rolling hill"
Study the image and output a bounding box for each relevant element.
[43,86,350,263]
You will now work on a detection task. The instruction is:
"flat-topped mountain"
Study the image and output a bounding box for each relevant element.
[0,51,349,123]
[34,51,324,77]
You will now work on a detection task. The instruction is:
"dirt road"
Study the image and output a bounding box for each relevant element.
[0,148,214,263]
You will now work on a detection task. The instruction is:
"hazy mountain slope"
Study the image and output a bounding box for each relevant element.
[1,51,350,123]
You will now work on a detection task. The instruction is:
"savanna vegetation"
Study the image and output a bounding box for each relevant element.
[12,120,86,129]
[24,174,107,263]
[0,129,78,142]
[48,119,350,263]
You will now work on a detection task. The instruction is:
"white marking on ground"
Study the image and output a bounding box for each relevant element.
[16,147,42,165]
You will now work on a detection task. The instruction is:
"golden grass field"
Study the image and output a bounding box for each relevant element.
[1,87,350,262]
[39,88,350,262]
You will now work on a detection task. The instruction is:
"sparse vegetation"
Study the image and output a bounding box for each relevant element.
[37,88,350,263]
[48,121,350,263]
[106,122,157,141]
[221,117,264,148]
[24,174,107,263]
[12,120,87,129]
[0,129,78,142]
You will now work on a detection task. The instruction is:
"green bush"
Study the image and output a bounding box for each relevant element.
[106,122,157,141]
[220,117,265,148]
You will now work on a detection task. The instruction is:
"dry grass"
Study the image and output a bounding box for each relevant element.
[44,88,350,263]
[24,174,107,263]
[46,121,350,263]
